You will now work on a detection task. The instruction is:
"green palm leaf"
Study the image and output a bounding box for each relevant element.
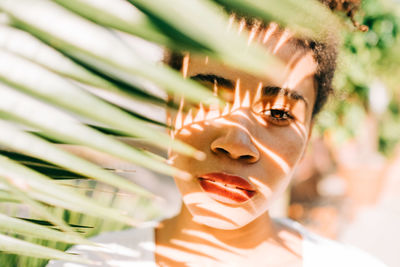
[0,49,200,159]
[2,176,84,235]
[0,82,189,179]
[0,233,93,264]
[0,24,118,91]
[0,0,219,105]
[0,214,92,245]
[0,155,142,226]
[214,0,341,40]
[52,0,175,49]
[127,0,285,81]
[0,120,153,197]
[0,24,167,121]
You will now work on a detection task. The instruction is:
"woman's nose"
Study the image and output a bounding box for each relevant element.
[210,128,260,163]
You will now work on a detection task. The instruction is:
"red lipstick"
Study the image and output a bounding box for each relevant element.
[198,172,256,205]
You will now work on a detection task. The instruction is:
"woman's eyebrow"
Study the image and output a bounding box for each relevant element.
[263,86,308,107]
[190,74,235,89]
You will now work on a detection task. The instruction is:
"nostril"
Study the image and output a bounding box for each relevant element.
[210,135,260,163]
[214,147,230,155]
[213,147,256,162]
[238,155,254,161]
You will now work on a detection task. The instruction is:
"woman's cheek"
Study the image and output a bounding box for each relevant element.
[259,126,308,167]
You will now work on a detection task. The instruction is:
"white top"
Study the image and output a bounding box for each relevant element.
[47,218,387,267]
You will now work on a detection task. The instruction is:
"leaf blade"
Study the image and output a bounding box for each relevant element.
[0,233,94,264]
[0,214,91,245]
[0,82,189,180]
[0,120,154,197]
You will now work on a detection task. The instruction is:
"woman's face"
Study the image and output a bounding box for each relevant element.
[170,29,318,230]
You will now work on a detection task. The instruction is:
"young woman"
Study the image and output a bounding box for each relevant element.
[48,1,387,266]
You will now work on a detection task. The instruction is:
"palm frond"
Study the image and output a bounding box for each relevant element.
[0,233,94,264]
[0,213,92,245]
[0,0,342,264]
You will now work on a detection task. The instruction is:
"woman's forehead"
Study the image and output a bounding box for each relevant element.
[185,48,317,113]
[185,22,316,83]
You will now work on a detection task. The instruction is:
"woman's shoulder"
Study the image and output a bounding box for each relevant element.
[274,217,387,267]
[46,224,157,266]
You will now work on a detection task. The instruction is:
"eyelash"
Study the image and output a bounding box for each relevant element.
[261,108,294,126]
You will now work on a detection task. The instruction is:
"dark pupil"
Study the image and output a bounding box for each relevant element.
[271,110,284,118]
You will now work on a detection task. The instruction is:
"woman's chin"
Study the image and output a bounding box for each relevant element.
[182,192,267,230]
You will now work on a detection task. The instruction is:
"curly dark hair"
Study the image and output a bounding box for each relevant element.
[164,0,365,117]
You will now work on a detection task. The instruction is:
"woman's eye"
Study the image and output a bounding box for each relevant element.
[261,109,293,126]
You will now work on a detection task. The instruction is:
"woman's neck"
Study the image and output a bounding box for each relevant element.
[155,204,303,266]
[159,204,276,248]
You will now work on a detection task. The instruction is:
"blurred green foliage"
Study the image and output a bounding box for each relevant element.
[0,179,158,266]
[317,0,400,155]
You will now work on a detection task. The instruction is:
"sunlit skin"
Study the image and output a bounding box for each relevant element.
[155,22,318,266]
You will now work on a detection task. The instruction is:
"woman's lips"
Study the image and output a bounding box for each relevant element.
[198,172,256,204]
